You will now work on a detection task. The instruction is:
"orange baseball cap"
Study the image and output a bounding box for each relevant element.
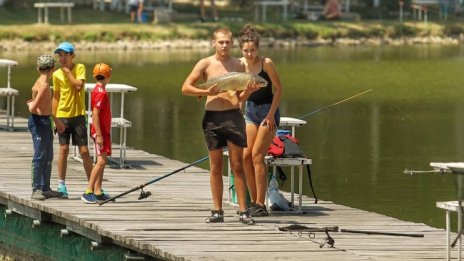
[93,63,112,79]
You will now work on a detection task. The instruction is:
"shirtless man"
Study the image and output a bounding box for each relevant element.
[28,55,65,200]
[181,27,255,225]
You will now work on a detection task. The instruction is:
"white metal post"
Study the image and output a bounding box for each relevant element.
[459,205,462,260]
[447,210,450,260]
[298,165,303,213]
[44,7,49,23]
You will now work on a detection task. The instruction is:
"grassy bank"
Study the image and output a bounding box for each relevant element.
[3,21,464,43]
[1,6,464,43]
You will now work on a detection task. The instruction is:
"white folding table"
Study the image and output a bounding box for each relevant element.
[431,162,464,261]
[227,116,312,213]
[254,0,290,22]
[0,59,19,131]
[34,2,75,24]
[73,83,137,168]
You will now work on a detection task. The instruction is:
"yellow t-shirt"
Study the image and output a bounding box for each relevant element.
[53,63,86,118]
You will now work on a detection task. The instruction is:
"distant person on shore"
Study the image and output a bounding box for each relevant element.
[52,41,92,199]
[28,55,64,200]
[128,0,143,23]
[199,0,219,22]
[238,24,282,217]
[181,27,256,225]
[320,0,342,20]
[81,63,113,204]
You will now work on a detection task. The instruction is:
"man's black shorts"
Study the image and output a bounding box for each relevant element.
[202,109,247,151]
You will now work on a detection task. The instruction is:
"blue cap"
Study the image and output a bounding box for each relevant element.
[54,42,74,54]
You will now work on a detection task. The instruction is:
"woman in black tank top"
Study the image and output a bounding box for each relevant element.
[238,24,282,217]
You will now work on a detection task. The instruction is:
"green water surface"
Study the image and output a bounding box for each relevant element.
[2,44,463,234]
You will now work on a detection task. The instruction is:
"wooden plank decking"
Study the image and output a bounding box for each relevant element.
[0,117,459,260]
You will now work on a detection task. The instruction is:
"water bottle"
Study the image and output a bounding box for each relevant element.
[268,175,279,193]
[268,174,290,211]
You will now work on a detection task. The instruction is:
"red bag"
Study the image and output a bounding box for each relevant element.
[267,134,305,158]
[267,135,285,157]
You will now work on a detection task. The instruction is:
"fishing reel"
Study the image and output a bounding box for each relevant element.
[319,229,335,248]
[138,189,152,200]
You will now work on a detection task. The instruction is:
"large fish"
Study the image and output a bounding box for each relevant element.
[195,72,268,91]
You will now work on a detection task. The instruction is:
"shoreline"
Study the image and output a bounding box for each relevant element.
[0,35,462,52]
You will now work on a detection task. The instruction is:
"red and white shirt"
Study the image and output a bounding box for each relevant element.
[90,83,111,136]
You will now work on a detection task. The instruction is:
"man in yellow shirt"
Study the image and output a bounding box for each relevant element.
[52,42,92,198]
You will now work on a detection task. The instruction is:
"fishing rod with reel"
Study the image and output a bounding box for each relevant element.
[279,224,424,248]
[99,89,373,206]
[405,164,464,248]
[99,155,211,205]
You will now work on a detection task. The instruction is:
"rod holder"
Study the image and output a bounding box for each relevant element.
[90,241,100,251]
[124,251,145,260]
[60,229,69,237]
[32,220,41,228]
[4,209,12,217]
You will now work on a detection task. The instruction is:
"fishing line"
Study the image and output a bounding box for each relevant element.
[390,104,450,148]
[391,105,415,121]
[300,89,372,169]
[319,114,331,157]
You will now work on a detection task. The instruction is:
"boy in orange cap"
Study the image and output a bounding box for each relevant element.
[81,63,112,204]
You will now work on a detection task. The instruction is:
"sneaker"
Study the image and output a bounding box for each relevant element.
[246,202,257,213]
[81,193,97,204]
[246,202,256,211]
[238,211,255,225]
[238,202,257,215]
[101,189,109,196]
[31,190,45,200]
[42,190,64,199]
[205,210,224,223]
[249,204,269,217]
[95,193,114,203]
[57,185,69,199]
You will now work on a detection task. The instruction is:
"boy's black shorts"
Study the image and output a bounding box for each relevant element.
[57,115,88,146]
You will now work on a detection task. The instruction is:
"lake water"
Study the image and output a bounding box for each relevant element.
[1,44,464,232]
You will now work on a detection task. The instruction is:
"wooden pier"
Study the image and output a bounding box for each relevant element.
[0,118,459,260]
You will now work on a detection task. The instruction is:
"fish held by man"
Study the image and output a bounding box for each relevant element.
[195,72,268,91]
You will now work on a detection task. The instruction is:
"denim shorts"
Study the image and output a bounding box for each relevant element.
[244,101,280,127]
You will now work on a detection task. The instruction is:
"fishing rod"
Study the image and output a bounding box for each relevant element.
[99,155,210,205]
[279,224,424,248]
[339,228,424,237]
[403,169,448,175]
[298,89,373,120]
[101,89,373,205]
